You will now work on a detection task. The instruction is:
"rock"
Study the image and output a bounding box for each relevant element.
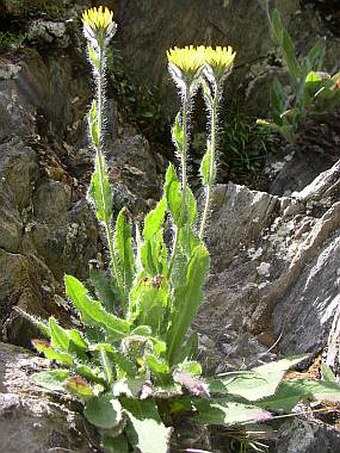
[0,10,164,348]
[269,111,340,196]
[199,158,340,361]
[116,0,340,117]
[0,341,99,452]
[276,417,340,453]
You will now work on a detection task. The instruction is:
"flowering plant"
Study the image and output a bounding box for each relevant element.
[24,6,340,453]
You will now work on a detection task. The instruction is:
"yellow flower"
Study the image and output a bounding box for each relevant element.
[82,6,116,45]
[202,45,236,81]
[167,45,205,75]
[82,6,113,31]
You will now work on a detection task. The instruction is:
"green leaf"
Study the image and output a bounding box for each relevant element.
[143,198,166,241]
[64,376,94,398]
[271,9,283,44]
[282,31,300,85]
[85,394,123,429]
[130,325,152,336]
[194,399,272,426]
[112,378,146,398]
[270,77,286,121]
[128,274,169,335]
[121,397,169,453]
[167,245,210,365]
[200,146,211,186]
[49,317,69,351]
[114,208,135,297]
[15,307,51,338]
[32,370,71,392]
[87,44,100,70]
[88,100,100,148]
[145,354,169,374]
[184,186,197,226]
[179,331,199,362]
[164,163,182,226]
[306,40,326,70]
[32,339,73,366]
[258,378,340,412]
[209,355,308,401]
[321,363,337,383]
[65,275,130,339]
[176,360,202,377]
[172,112,185,153]
[75,363,105,385]
[140,229,168,277]
[102,434,129,453]
[89,264,117,312]
[88,154,112,223]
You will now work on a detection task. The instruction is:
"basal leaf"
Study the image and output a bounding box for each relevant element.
[194,398,272,426]
[166,244,210,365]
[64,376,94,398]
[210,355,308,401]
[49,317,69,351]
[145,354,169,375]
[121,397,169,453]
[89,264,117,312]
[112,378,147,398]
[65,274,130,339]
[85,394,123,429]
[32,369,71,392]
[32,339,73,366]
[258,378,340,412]
[102,434,129,453]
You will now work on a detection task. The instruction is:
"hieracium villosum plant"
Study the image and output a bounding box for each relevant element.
[23,6,340,453]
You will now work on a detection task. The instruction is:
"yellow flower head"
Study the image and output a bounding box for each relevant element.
[82,6,113,31]
[82,6,116,45]
[202,45,236,81]
[167,45,205,76]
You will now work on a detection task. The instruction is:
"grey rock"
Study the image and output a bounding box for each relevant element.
[0,341,99,452]
[199,158,340,359]
[117,0,340,117]
[276,418,340,453]
[27,21,69,47]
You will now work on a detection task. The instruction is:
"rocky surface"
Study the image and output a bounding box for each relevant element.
[199,158,340,366]
[0,7,162,347]
[0,341,99,452]
[117,0,340,117]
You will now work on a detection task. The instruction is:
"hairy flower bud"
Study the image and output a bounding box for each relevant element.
[82,6,117,48]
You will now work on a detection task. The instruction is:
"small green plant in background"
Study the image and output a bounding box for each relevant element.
[257,0,340,143]
[219,113,275,185]
[0,30,27,49]
[20,6,340,453]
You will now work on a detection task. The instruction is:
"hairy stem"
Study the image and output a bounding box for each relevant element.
[94,47,125,306]
[199,89,219,239]
[168,92,190,279]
